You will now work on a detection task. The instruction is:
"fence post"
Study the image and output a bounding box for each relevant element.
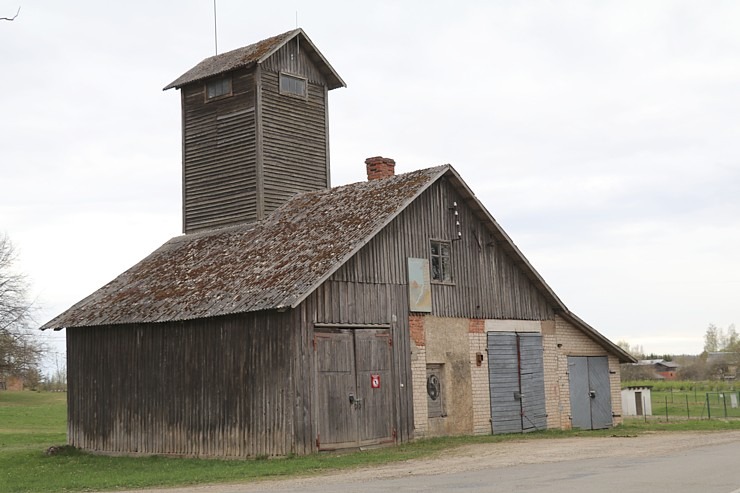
[665,396,669,422]
[723,393,728,418]
[686,394,690,419]
[707,393,711,420]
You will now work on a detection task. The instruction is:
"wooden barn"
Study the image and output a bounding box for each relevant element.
[42,29,635,457]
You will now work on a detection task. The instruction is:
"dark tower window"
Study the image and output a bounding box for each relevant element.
[206,76,232,99]
[430,240,452,282]
[279,73,307,97]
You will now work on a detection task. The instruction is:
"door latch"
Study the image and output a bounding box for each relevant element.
[589,390,597,399]
[348,393,362,409]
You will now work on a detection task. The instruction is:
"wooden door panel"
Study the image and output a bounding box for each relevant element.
[315,328,395,449]
[355,329,394,445]
[315,331,357,449]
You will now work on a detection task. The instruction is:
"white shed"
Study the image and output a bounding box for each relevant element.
[621,386,652,416]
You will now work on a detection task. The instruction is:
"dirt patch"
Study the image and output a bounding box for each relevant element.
[119,431,740,493]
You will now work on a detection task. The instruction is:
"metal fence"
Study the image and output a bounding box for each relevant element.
[705,391,740,419]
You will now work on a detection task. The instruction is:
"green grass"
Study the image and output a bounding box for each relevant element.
[623,379,737,392]
[3,390,740,493]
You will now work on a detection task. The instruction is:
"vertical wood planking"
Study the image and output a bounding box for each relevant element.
[330,179,554,321]
[66,311,299,457]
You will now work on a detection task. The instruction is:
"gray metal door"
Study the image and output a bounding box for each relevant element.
[315,328,394,450]
[567,356,612,430]
[518,333,547,431]
[488,332,547,434]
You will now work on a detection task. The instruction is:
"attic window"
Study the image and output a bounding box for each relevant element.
[279,73,306,97]
[430,240,452,282]
[206,76,232,100]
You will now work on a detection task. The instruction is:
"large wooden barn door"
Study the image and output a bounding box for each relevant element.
[567,356,613,430]
[315,328,394,450]
[487,332,547,434]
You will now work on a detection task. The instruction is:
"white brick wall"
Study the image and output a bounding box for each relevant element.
[469,332,491,435]
[543,315,624,429]
[410,344,428,437]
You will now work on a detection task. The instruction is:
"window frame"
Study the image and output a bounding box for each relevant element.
[429,239,453,284]
[278,72,308,99]
[205,76,232,101]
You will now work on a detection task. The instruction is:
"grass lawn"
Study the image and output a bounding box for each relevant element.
[2,390,740,493]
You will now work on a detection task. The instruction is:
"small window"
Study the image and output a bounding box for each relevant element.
[427,364,445,418]
[206,77,231,99]
[430,240,452,282]
[279,73,307,97]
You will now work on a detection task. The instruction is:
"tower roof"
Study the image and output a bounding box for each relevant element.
[164,28,345,91]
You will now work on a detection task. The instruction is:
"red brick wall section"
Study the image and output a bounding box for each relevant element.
[468,319,484,334]
[409,315,425,346]
[365,156,396,180]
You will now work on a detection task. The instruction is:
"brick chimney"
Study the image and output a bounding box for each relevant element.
[365,156,396,181]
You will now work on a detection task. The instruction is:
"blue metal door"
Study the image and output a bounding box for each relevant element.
[488,332,547,434]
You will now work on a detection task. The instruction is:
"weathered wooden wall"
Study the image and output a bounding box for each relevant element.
[181,68,257,233]
[260,69,329,214]
[331,177,555,320]
[66,310,313,457]
[261,37,330,86]
[179,42,331,233]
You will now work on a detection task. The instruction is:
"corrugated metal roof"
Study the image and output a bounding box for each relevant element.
[163,28,345,91]
[41,166,448,330]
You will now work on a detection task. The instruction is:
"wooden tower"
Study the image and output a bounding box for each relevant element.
[165,29,345,233]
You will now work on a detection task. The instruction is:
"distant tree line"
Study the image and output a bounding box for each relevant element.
[619,323,739,382]
[0,233,45,389]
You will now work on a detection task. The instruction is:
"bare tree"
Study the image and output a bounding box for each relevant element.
[1,6,20,21]
[0,233,44,388]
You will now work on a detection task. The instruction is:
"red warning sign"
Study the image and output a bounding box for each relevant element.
[371,374,381,389]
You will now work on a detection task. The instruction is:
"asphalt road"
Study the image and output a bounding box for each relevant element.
[123,432,740,493]
[316,440,740,493]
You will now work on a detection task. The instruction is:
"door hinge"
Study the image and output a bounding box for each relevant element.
[388,337,393,347]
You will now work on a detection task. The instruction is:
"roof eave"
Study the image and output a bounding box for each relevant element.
[163,28,345,91]
[442,166,567,312]
[559,311,637,363]
[163,61,258,91]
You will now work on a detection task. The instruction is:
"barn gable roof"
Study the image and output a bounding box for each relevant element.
[41,166,447,330]
[163,28,345,91]
[41,164,634,363]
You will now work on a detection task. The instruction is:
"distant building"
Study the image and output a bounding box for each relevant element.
[636,359,679,380]
[621,386,652,416]
[706,352,740,380]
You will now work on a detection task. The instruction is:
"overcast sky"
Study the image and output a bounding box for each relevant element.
[2,1,739,368]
